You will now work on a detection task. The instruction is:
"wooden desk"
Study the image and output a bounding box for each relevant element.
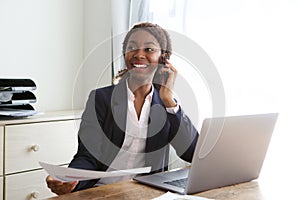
[45,117,300,200]
[44,178,288,200]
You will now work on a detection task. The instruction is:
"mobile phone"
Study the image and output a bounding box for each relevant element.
[161,55,169,84]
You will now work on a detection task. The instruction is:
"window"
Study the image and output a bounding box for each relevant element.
[130,0,300,176]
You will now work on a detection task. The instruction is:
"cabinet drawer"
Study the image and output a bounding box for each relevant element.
[5,120,79,174]
[0,127,3,175]
[5,169,56,200]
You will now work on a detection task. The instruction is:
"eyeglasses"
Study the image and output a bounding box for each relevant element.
[125,46,161,54]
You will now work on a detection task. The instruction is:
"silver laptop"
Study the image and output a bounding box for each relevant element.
[134,113,278,194]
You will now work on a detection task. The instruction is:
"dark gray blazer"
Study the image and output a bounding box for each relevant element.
[69,80,199,191]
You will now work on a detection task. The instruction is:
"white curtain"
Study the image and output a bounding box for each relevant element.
[129,0,151,26]
[129,0,187,32]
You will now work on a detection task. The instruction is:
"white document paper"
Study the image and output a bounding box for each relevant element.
[39,162,151,182]
[152,191,214,200]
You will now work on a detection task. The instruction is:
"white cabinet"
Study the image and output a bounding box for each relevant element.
[0,110,81,200]
[5,169,55,200]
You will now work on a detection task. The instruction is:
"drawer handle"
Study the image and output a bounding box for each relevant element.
[31,144,40,152]
[31,191,40,199]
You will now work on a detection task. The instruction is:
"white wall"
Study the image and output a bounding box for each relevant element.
[0,0,112,112]
[72,0,112,109]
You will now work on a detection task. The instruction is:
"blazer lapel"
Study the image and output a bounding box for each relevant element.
[96,81,127,167]
[145,88,170,172]
[110,80,127,147]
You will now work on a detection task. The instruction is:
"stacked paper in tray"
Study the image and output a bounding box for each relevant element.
[0,78,38,118]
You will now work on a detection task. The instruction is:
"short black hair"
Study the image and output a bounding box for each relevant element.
[122,22,172,59]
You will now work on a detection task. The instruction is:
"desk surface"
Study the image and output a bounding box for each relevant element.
[45,176,296,200]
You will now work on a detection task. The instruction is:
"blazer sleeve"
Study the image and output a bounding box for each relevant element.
[68,90,105,191]
[167,106,199,162]
[69,138,101,191]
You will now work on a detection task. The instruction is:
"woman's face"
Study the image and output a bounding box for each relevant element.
[124,30,162,83]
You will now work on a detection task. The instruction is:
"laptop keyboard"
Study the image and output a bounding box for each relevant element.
[164,178,188,189]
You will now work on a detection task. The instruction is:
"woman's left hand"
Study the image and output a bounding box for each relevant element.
[159,59,178,108]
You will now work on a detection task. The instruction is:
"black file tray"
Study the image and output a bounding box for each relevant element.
[0,78,36,91]
[0,104,38,119]
[0,91,37,105]
[0,78,38,119]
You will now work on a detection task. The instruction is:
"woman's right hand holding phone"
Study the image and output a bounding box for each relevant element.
[159,58,178,108]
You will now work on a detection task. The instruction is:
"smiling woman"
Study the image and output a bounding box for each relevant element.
[46,22,199,195]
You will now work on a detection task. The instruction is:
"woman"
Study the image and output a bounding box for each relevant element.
[46,22,199,195]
